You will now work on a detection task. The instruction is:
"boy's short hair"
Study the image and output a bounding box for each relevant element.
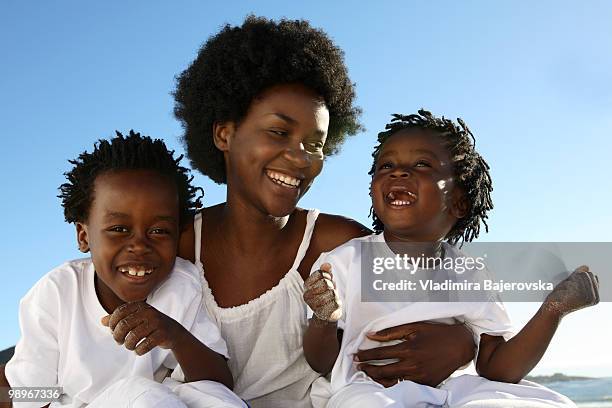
[173,15,362,184]
[59,130,202,226]
[368,110,493,244]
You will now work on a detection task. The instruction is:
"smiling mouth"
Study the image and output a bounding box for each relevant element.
[386,190,417,207]
[265,170,302,189]
[117,265,154,277]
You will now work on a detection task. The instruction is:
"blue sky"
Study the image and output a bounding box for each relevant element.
[1,1,610,376]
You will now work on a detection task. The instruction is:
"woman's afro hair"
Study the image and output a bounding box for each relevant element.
[173,15,362,184]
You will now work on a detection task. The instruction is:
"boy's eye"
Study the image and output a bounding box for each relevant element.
[150,228,169,235]
[108,226,128,233]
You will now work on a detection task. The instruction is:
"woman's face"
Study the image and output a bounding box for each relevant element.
[217,83,330,217]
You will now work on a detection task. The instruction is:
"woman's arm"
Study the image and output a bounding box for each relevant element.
[354,322,476,387]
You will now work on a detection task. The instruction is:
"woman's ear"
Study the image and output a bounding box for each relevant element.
[451,188,470,219]
[76,223,90,253]
[212,121,236,152]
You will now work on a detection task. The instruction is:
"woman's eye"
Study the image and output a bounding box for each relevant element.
[309,141,324,150]
[269,129,288,137]
[150,228,169,235]
[378,162,393,170]
[415,160,432,168]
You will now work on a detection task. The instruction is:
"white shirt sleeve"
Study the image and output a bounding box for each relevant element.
[6,275,60,408]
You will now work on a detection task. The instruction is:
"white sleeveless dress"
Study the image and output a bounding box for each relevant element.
[194,209,321,408]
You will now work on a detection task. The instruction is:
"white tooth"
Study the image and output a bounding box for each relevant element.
[137,270,145,277]
[280,175,287,183]
[128,269,137,276]
[145,269,152,275]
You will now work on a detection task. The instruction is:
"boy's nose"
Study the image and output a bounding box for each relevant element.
[127,234,152,254]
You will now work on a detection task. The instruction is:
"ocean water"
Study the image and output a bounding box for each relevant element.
[545,378,612,407]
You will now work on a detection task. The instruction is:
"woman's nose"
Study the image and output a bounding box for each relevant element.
[283,143,311,169]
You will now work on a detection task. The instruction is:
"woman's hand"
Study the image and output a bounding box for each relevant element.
[354,322,476,387]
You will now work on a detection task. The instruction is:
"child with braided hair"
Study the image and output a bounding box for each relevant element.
[303,110,599,408]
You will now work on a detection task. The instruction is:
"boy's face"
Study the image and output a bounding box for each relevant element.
[370,129,466,242]
[76,169,180,313]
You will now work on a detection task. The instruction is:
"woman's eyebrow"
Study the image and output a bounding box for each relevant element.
[265,112,297,125]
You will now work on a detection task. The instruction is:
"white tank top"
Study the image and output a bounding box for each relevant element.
[194,209,321,408]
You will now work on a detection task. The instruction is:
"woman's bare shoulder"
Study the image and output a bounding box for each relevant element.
[299,212,371,277]
[178,215,196,262]
[313,213,371,252]
[177,204,225,263]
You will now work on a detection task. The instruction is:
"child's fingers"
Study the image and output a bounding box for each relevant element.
[107,301,147,331]
[101,315,111,326]
[135,330,163,356]
[320,263,332,273]
[111,314,148,345]
[574,265,589,273]
[124,322,155,351]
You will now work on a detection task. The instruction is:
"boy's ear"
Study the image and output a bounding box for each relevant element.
[76,222,90,253]
[451,188,470,219]
[212,121,236,152]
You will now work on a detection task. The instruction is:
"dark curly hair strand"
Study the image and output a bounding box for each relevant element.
[368,110,493,245]
[59,130,202,227]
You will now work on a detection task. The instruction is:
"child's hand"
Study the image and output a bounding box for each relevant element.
[101,301,185,355]
[304,263,342,322]
[544,265,600,317]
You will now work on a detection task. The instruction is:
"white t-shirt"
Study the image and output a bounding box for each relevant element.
[308,233,515,393]
[6,257,227,407]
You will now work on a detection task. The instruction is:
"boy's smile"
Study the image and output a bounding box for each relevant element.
[76,169,180,313]
[371,129,465,242]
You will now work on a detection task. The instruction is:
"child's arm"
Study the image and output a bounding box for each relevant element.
[476,266,599,383]
[103,302,233,388]
[303,263,343,374]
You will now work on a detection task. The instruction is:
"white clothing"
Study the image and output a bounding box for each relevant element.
[86,376,247,408]
[325,375,575,408]
[6,257,241,408]
[308,233,576,408]
[194,209,321,408]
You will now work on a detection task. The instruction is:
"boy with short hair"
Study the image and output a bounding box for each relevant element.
[6,131,246,407]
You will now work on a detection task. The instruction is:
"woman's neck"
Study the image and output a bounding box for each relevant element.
[212,197,296,255]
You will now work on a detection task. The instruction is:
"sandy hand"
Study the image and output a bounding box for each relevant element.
[544,265,600,317]
[101,301,183,355]
[304,263,342,322]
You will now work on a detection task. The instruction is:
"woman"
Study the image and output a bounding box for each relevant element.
[173,16,476,408]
